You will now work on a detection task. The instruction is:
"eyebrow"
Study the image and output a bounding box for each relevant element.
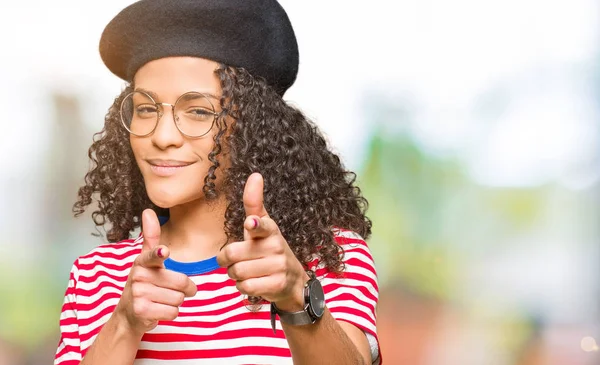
[134,87,220,101]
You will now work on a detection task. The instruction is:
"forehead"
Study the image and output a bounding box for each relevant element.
[133,57,221,101]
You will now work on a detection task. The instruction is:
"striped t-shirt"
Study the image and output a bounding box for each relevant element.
[54,229,381,365]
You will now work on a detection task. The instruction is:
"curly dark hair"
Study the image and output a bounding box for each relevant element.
[73,64,371,273]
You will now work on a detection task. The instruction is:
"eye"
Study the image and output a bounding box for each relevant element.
[185,108,214,121]
[135,104,158,118]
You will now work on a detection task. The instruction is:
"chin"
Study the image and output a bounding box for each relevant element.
[145,183,201,209]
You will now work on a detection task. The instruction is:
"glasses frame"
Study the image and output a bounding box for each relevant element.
[119,90,222,138]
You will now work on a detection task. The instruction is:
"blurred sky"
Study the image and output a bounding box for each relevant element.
[1,0,599,188]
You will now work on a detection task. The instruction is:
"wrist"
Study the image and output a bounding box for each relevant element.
[110,309,145,341]
[273,271,311,312]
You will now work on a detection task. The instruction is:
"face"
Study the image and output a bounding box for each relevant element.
[129,57,225,208]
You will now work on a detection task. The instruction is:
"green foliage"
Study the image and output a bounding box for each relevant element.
[359,127,546,300]
[0,263,63,349]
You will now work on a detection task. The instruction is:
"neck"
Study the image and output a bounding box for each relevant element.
[160,194,229,262]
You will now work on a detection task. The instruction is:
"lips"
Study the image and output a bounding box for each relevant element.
[146,159,194,177]
[147,159,194,167]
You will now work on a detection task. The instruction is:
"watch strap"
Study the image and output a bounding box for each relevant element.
[270,302,314,333]
[269,271,322,334]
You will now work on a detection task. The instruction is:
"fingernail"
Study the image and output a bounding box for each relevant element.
[157,248,163,258]
[252,218,258,229]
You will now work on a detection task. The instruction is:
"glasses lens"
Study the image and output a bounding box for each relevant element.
[174,93,216,137]
[120,91,158,136]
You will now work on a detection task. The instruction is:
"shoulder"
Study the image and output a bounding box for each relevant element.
[333,228,369,247]
[332,228,375,262]
[307,228,377,279]
[71,236,143,279]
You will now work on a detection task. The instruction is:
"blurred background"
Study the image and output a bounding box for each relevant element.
[1,0,599,364]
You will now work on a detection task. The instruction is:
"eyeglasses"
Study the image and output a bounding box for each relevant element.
[119,90,222,138]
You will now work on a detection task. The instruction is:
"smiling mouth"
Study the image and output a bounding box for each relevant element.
[147,159,194,176]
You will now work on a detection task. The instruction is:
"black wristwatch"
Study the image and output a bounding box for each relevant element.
[270,271,325,334]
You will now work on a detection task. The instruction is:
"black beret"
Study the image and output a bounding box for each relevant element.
[99,0,299,95]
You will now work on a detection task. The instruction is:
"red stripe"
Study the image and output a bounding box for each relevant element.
[137,346,291,360]
[327,292,376,314]
[324,282,378,304]
[75,292,121,312]
[79,243,139,260]
[77,260,135,272]
[79,321,104,345]
[323,263,379,292]
[55,344,81,359]
[178,299,242,317]
[194,279,234,292]
[79,304,117,327]
[55,359,81,365]
[157,311,271,329]
[142,327,286,343]
[77,269,129,284]
[60,301,76,313]
[181,291,240,308]
[59,317,77,326]
[77,280,125,297]
[58,331,80,340]
[330,305,376,327]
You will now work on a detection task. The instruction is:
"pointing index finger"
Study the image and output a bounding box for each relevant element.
[137,244,170,269]
[244,215,277,239]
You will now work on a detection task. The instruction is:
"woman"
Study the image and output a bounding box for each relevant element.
[54,0,380,364]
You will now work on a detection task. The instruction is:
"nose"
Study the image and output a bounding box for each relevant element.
[151,103,184,149]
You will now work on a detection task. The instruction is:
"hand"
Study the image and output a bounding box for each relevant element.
[216,173,310,311]
[114,209,198,337]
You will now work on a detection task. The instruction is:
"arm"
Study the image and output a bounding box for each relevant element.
[280,301,372,365]
[274,267,374,365]
[217,173,379,365]
[56,210,197,365]
[79,314,142,365]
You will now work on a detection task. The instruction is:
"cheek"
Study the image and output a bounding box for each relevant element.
[129,136,145,164]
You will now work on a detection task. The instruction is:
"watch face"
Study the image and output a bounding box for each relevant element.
[308,279,325,318]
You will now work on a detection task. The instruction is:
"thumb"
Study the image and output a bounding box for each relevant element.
[243,173,269,218]
[138,209,168,268]
[141,209,161,251]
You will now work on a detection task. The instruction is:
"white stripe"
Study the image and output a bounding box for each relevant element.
[60,336,80,347]
[77,298,119,327]
[139,337,289,351]
[78,254,137,267]
[54,351,82,365]
[169,306,255,323]
[54,342,66,357]
[148,319,282,336]
[179,292,242,314]
[85,243,140,256]
[58,322,78,335]
[331,311,377,334]
[327,299,376,322]
[189,272,229,284]
[323,283,377,307]
[77,285,124,305]
[76,274,127,291]
[80,329,103,351]
[60,308,77,321]
[341,249,376,268]
[333,258,378,284]
[77,265,132,279]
